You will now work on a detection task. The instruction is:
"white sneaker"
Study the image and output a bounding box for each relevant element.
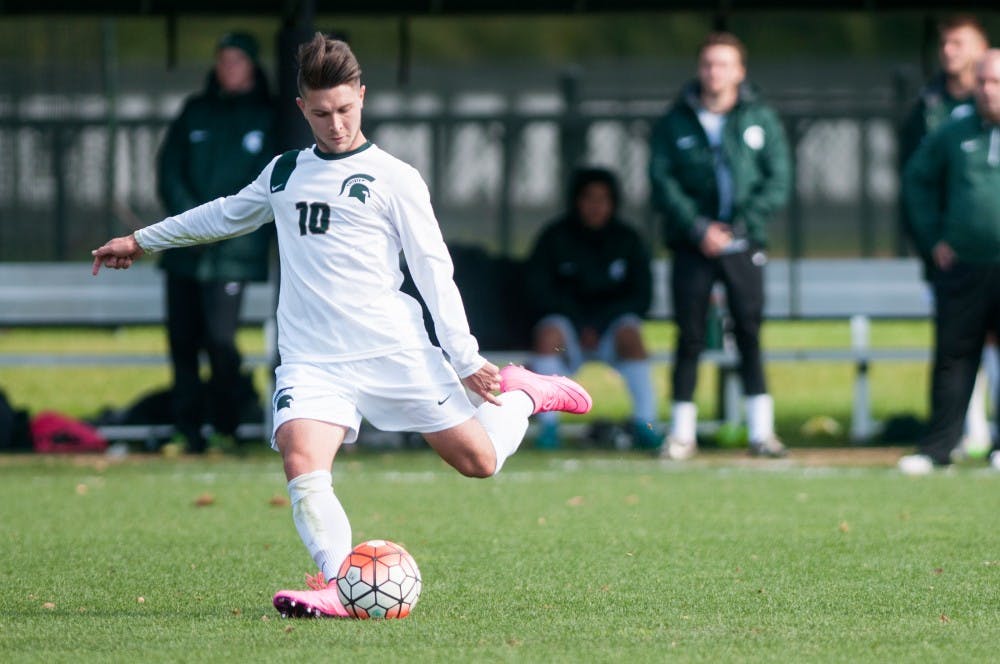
[749,436,787,458]
[898,454,935,476]
[659,435,697,460]
[990,450,1000,471]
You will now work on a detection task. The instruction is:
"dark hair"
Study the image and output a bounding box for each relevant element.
[938,15,989,44]
[569,167,620,211]
[698,32,748,67]
[296,32,362,95]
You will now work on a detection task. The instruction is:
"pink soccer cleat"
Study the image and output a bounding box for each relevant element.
[499,364,593,415]
[273,571,350,619]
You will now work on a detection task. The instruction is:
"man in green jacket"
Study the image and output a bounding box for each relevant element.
[899,49,1000,475]
[898,15,993,460]
[648,32,791,460]
[157,32,275,452]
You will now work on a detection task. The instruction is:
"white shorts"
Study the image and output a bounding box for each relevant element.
[271,348,477,449]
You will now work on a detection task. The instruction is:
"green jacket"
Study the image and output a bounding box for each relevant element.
[898,73,977,170]
[648,81,791,250]
[897,74,978,275]
[157,68,276,282]
[903,111,1000,265]
[524,214,652,334]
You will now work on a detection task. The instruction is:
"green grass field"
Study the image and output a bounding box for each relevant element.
[1,451,999,662]
[2,320,999,661]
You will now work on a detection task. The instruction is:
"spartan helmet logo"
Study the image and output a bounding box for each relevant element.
[273,387,294,411]
[339,173,375,204]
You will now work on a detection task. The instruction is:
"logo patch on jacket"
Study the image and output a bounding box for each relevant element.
[339,174,375,204]
[242,130,264,154]
[743,125,765,150]
[676,135,697,150]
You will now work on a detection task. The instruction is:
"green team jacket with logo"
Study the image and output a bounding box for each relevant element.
[903,111,1000,265]
[648,81,791,250]
[156,69,275,282]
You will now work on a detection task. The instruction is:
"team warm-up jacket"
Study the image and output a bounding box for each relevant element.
[156,68,275,282]
[648,81,792,250]
[136,142,487,377]
[903,112,1000,265]
[898,73,977,170]
[524,214,652,333]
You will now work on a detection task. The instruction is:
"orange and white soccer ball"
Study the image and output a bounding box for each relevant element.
[336,539,422,619]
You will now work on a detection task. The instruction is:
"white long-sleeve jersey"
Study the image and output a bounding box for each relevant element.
[135,142,486,377]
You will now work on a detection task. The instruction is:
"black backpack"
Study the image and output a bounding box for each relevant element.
[0,389,32,451]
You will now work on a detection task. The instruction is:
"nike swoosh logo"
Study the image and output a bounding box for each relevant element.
[271,185,282,192]
[437,394,451,405]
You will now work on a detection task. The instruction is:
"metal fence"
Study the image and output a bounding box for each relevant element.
[0,72,911,262]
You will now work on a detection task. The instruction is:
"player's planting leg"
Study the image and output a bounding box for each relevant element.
[287,470,352,582]
[272,469,352,618]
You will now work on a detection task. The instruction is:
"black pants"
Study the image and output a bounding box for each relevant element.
[671,247,767,402]
[166,274,246,450]
[919,264,1000,464]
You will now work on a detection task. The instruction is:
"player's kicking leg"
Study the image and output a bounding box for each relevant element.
[425,364,593,477]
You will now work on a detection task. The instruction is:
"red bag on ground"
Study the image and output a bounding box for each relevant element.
[31,411,108,454]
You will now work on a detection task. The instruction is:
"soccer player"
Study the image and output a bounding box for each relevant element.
[91,34,593,618]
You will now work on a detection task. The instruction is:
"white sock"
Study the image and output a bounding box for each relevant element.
[618,359,656,423]
[964,370,990,450]
[287,470,352,582]
[745,394,774,443]
[476,390,532,475]
[670,401,697,442]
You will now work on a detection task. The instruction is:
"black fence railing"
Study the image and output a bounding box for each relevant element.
[0,87,909,262]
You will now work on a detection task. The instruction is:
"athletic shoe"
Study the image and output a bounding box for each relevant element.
[273,572,349,618]
[989,450,1000,471]
[749,436,787,458]
[499,365,592,415]
[898,453,935,476]
[659,435,697,460]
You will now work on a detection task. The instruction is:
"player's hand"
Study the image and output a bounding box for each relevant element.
[461,361,502,407]
[699,222,733,257]
[932,241,955,272]
[91,234,144,275]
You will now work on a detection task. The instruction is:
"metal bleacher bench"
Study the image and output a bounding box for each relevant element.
[0,259,932,442]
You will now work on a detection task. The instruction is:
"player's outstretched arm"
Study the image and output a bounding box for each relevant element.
[91,234,145,275]
[461,360,503,407]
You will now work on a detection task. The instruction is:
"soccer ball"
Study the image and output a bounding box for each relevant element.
[336,539,422,619]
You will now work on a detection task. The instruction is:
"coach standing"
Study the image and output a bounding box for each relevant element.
[157,32,275,453]
[648,32,791,460]
[899,50,1000,475]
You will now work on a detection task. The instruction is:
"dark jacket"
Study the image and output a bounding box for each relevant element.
[898,73,978,170]
[157,66,275,282]
[524,211,652,334]
[903,111,1000,265]
[648,81,791,250]
[898,73,978,275]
